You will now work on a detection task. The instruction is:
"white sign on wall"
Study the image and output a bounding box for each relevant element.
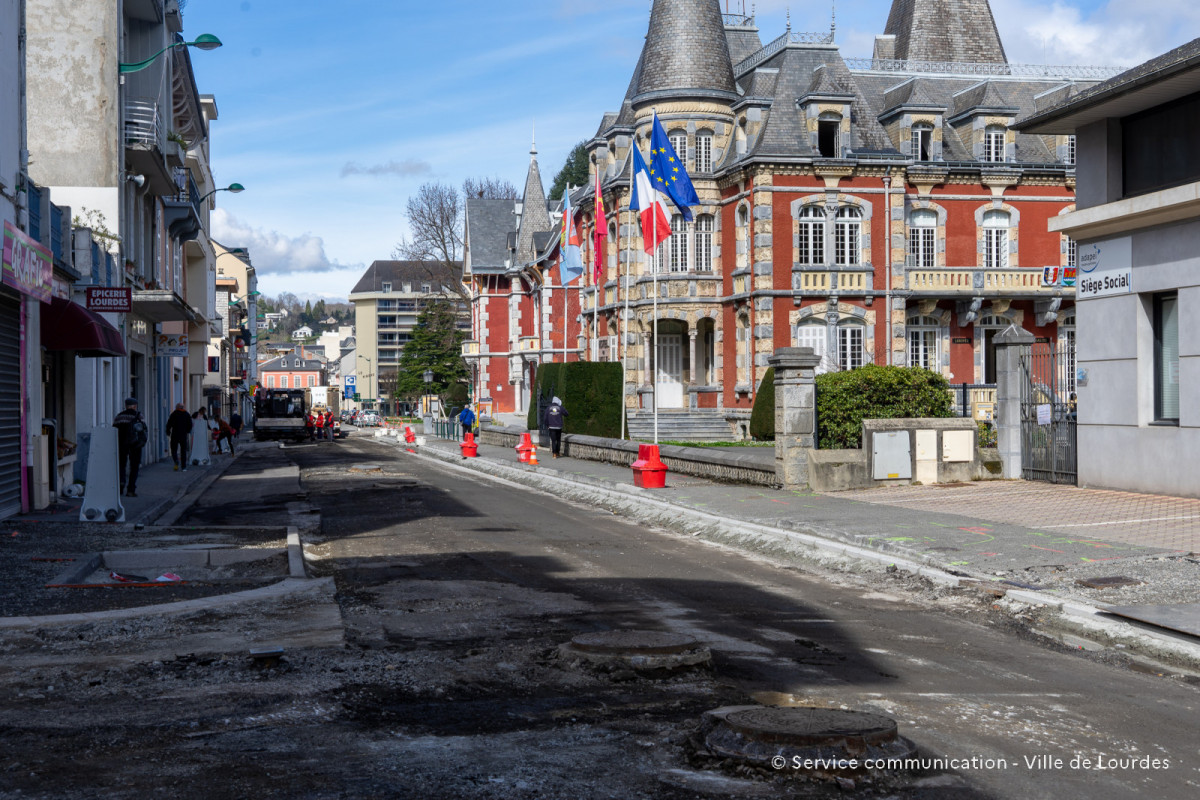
[1077,237,1133,299]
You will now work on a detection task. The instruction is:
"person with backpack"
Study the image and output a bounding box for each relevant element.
[540,396,568,458]
[458,403,475,441]
[166,403,193,472]
[113,397,147,497]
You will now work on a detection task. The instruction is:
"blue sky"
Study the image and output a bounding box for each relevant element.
[180,0,1199,301]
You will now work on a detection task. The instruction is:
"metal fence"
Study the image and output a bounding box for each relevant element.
[1019,343,1077,484]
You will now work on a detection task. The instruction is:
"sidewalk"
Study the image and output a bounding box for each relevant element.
[388,433,1200,647]
[21,439,266,527]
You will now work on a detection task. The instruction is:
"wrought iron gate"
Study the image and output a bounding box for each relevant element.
[1019,343,1077,484]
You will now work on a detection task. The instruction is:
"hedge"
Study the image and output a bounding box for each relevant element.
[749,368,775,441]
[816,365,953,449]
[527,361,626,439]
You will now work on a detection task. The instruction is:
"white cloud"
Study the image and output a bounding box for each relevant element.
[340,159,433,178]
[211,209,345,275]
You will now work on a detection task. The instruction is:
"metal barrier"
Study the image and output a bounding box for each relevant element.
[1019,344,1077,484]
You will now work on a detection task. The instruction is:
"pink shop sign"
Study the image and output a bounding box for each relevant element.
[2,221,52,303]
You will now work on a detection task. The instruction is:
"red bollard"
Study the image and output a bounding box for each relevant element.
[631,444,668,489]
[460,431,478,458]
[404,426,416,444]
[516,432,533,463]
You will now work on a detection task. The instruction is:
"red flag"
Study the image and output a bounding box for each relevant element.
[593,179,607,286]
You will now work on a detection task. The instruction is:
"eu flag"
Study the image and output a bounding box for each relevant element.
[649,113,699,222]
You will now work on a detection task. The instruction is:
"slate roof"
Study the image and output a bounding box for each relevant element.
[633,0,737,104]
[884,0,1007,64]
[259,354,325,373]
[724,20,763,66]
[349,261,461,294]
[1018,37,1200,132]
[516,145,552,264]
[465,198,517,271]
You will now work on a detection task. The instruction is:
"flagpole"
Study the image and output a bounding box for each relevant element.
[652,111,659,446]
[621,154,631,442]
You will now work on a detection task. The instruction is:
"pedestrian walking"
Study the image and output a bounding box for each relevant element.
[113,397,148,497]
[230,410,243,439]
[213,411,236,456]
[166,403,193,471]
[458,403,475,441]
[540,396,568,458]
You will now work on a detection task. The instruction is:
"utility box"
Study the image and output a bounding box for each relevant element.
[872,431,912,480]
[942,430,974,462]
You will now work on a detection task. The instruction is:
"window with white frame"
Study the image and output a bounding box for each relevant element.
[696,133,713,172]
[381,282,391,293]
[280,376,289,389]
[1059,311,1076,393]
[796,206,825,265]
[911,124,933,160]
[834,206,862,266]
[983,126,1006,163]
[796,323,827,373]
[668,214,688,273]
[1066,135,1076,165]
[1064,235,1077,268]
[907,315,941,370]
[837,325,865,370]
[982,210,1010,269]
[694,214,714,272]
[267,375,276,388]
[908,209,937,268]
[669,131,687,165]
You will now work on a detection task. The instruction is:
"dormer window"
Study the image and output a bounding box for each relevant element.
[983,126,1006,162]
[911,124,933,161]
[817,113,841,158]
[381,282,391,293]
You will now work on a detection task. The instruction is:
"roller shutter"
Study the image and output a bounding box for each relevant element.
[0,291,21,518]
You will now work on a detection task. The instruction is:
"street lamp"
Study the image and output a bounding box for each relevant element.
[119,34,223,74]
[423,369,434,417]
[199,183,245,204]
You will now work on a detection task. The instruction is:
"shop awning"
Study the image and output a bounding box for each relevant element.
[40,297,127,357]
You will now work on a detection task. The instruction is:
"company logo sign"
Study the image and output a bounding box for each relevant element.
[2,222,52,303]
[1076,238,1133,299]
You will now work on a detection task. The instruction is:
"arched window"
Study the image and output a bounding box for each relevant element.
[908,209,937,268]
[796,322,828,374]
[797,206,824,265]
[834,206,862,266]
[669,131,687,165]
[983,125,1006,163]
[837,324,865,370]
[694,214,714,272]
[668,213,688,273]
[911,124,933,161]
[696,132,713,172]
[907,315,941,370]
[817,113,841,158]
[982,210,1010,269]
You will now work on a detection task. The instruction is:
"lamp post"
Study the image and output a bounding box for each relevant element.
[199,183,245,204]
[119,34,223,74]
[423,369,434,425]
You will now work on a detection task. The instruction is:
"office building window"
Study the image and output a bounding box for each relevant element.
[1154,293,1179,423]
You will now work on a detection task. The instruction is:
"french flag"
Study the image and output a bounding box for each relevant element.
[629,144,671,255]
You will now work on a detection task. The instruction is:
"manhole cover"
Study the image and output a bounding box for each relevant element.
[570,630,700,655]
[1076,576,1143,589]
[349,464,383,474]
[722,707,898,748]
[559,630,711,671]
[699,705,917,776]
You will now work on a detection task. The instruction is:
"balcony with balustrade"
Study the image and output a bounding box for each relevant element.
[905,268,1073,299]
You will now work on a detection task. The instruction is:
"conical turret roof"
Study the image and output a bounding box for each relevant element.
[633,0,737,105]
[516,138,552,266]
[884,0,1007,64]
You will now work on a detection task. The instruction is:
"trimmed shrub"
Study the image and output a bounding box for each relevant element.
[816,365,953,450]
[528,362,626,439]
[749,367,775,441]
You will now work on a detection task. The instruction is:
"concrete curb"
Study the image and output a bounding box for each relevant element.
[379,438,1200,672]
[0,577,336,631]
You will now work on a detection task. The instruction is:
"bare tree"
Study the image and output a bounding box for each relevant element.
[393,178,519,300]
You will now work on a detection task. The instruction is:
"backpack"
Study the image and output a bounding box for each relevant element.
[129,419,148,448]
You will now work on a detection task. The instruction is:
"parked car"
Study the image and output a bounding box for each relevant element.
[357,412,382,427]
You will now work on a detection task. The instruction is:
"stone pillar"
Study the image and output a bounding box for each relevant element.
[994,325,1034,479]
[769,347,821,488]
[688,329,698,384]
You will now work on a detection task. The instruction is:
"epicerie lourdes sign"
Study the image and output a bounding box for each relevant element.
[86,287,132,312]
[2,221,52,303]
[1077,237,1133,300]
